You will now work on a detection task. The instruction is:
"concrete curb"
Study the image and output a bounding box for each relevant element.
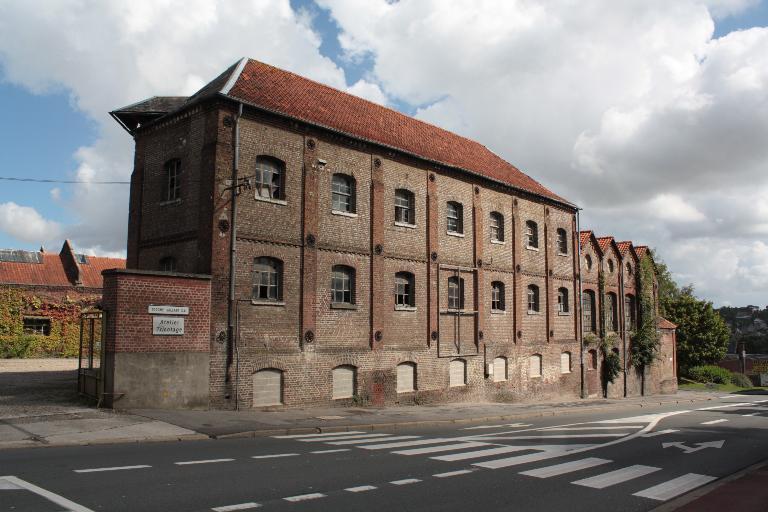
[0,433,208,451]
[210,394,718,440]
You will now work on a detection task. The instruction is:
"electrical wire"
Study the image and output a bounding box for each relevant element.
[0,176,130,184]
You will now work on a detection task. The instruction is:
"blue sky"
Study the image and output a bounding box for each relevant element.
[1,0,767,306]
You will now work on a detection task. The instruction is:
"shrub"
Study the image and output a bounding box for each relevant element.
[604,351,622,384]
[687,365,732,385]
[730,372,754,388]
[0,335,41,358]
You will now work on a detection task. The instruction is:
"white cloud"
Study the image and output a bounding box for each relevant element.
[0,202,61,244]
[648,194,707,223]
[346,79,389,105]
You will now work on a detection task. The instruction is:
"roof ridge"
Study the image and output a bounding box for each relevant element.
[220,57,249,95]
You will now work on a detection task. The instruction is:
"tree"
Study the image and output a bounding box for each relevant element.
[650,248,681,310]
[663,288,730,374]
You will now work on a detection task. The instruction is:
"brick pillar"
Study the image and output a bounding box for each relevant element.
[370,155,385,350]
[126,135,146,269]
[512,197,522,343]
[196,108,220,274]
[472,186,484,348]
[427,171,439,347]
[301,136,319,350]
[544,207,553,343]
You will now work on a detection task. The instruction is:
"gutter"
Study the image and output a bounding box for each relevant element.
[576,210,585,399]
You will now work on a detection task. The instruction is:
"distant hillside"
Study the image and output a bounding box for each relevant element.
[717,305,768,354]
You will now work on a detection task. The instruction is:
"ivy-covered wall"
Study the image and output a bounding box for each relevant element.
[0,286,100,358]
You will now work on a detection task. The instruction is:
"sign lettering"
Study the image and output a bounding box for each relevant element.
[148,305,189,315]
[152,316,184,335]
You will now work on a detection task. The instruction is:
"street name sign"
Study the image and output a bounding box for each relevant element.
[148,305,189,315]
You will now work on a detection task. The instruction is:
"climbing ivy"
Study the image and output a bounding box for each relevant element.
[630,256,661,370]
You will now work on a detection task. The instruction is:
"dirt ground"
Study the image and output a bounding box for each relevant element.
[0,358,91,419]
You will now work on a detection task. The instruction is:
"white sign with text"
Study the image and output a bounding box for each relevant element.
[152,316,184,335]
[148,305,189,315]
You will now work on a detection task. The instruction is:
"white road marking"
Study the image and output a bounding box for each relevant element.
[390,478,421,485]
[298,433,392,442]
[462,423,532,430]
[572,465,661,489]
[432,445,533,462]
[633,473,717,501]
[212,503,261,511]
[175,459,234,465]
[484,433,629,440]
[0,476,95,512]
[542,426,643,431]
[328,435,420,445]
[701,419,728,425]
[74,465,151,473]
[345,485,377,492]
[251,453,299,459]
[519,458,612,478]
[475,451,572,469]
[310,449,350,454]
[361,438,455,450]
[434,469,474,478]
[283,493,326,502]
[743,413,760,417]
[393,442,491,456]
[641,429,680,438]
[697,403,749,411]
[273,431,365,439]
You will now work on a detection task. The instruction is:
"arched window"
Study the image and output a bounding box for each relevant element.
[448,276,465,310]
[493,356,508,382]
[561,352,572,374]
[253,257,283,301]
[395,272,415,308]
[491,281,505,311]
[529,354,542,378]
[606,292,618,332]
[252,368,283,406]
[626,262,633,276]
[449,359,467,387]
[332,365,356,399]
[394,189,415,225]
[582,289,596,333]
[163,159,181,202]
[557,228,568,254]
[557,287,569,313]
[331,265,355,304]
[490,212,504,242]
[254,156,285,200]
[397,362,416,393]
[332,173,356,213]
[527,284,540,313]
[159,256,176,272]
[588,349,598,370]
[447,201,463,234]
[525,221,539,248]
[585,254,593,270]
[625,294,636,331]
[608,259,615,273]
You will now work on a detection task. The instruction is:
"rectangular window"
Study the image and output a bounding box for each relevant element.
[447,202,463,233]
[23,317,51,336]
[164,160,181,201]
[395,190,413,224]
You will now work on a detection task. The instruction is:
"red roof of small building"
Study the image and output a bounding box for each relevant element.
[634,245,649,258]
[596,236,614,252]
[132,58,573,207]
[616,241,633,256]
[0,242,124,289]
[658,317,677,329]
[579,230,593,245]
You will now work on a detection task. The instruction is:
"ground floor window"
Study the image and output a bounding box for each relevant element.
[332,365,356,399]
[493,357,508,382]
[449,359,467,387]
[23,317,50,336]
[252,368,283,406]
[397,362,416,393]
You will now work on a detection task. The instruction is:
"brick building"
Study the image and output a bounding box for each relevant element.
[0,241,124,357]
[110,58,674,409]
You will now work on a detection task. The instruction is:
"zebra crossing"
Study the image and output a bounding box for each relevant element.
[271,416,718,503]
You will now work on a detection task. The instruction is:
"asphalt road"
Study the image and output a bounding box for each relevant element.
[2,394,767,512]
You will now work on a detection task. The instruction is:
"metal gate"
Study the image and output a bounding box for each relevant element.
[77,309,104,402]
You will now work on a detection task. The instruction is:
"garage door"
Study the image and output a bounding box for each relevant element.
[253,369,282,406]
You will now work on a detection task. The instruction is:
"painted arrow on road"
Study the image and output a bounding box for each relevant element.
[663,440,725,454]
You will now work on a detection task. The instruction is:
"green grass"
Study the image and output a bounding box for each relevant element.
[679,382,768,393]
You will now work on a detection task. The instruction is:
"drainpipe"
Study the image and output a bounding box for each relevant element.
[619,249,627,398]
[227,102,243,408]
[576,210,585,399]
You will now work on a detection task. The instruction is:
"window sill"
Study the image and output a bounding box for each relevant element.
[332,210,358,218]
[558,252,569,257]
[331,302,358,310]
[561,371,572,374]
[447,231,465,238]
[255,196,287,206]
[159,199,182,207]
[490,240,506,245]
[527,311,541,315]
[530,375,542,379]
[558,311,571,316]
[491,309,507,315]
[395,306,417,312]
[394,221,417,229]
[251,300,286,306]
[525,246,539,251]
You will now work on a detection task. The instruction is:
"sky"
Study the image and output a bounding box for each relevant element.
[0,0,767,307]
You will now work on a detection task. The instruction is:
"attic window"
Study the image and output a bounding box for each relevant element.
[0,250,43,264]
[75,254,89,264]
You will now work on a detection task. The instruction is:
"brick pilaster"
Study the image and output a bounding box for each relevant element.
[370,155,385,350]
[300,136,319,350]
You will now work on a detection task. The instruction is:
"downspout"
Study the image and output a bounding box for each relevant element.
[619,248,627,398]
[576,210,585,399]
[227,102,243,408]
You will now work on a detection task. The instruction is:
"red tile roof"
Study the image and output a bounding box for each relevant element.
[596,236,614,253]
[634,245,649,259]
[658,317,677,329]
[218,59,573,207]
[0,245,124,289]
[579,230,593,245]
[616,241,633,256]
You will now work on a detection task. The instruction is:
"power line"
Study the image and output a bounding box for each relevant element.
[0,176,130,184]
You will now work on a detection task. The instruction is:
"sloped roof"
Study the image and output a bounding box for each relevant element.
[597,236,615,253]
[616,241,632,255]
[127,58,574,207]
[634,245,649,258]
[658,317,677,329]
[579,230,593,245]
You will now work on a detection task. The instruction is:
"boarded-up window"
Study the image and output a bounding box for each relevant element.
[561,352,572,374]
[588,349,598,370]
[493,357,507,382]
[397,362,416,393]
[252,369,283,406]
[449,359,466,387]
[529,354,542,378]
[332,365,356,399]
